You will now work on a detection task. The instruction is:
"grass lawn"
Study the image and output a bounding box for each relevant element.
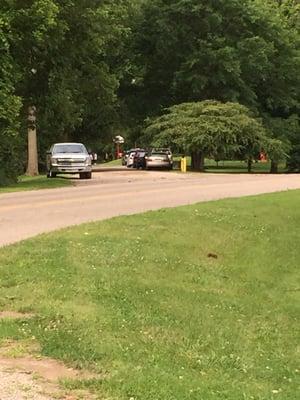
[105,155,286,173]
[0,175,74,194]
[0,191,299,399]
[172,157,286,174]
[99,159,123,166]
[204,159,286,174]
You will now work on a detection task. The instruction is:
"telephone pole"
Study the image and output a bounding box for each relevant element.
[26,105,39,176]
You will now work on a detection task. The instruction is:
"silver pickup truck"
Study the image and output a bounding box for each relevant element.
[46,142,92,179]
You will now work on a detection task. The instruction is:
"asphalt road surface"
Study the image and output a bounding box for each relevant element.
[1,170,300,247]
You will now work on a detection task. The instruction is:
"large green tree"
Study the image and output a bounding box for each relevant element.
[0,7,23,185]
[122,0,300,151]
[1,0,133,174]
[127,0,300,111]
[144,101,278,172]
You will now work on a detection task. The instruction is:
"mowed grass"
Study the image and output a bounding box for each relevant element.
[173,158,285,174]
[100,156,285,173]
[0,175,73,194]
[100,159,123,166]
[204,160,286,174]
[0,191,299,399]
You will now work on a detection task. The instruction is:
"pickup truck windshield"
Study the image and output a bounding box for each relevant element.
[53,144,87,154]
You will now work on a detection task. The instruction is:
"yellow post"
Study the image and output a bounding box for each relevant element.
[181,156,187,173]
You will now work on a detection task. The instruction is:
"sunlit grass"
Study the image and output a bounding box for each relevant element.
[0,191,299,399]
[0,175,74,194]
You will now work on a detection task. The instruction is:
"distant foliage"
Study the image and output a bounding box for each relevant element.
[0,0,133,176]
[0,11,23,185]
[145,100,287,171]
[123,0,300,166]
[1,0,300,183]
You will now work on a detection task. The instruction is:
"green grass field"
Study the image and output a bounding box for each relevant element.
[204,159,286,174]
[0,191,299,399]
[102,157,285,174]
[0,175,74,194]
[179,158,285,173]
[100,159,123,166]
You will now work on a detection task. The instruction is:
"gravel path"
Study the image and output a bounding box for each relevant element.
[0,370,52,400]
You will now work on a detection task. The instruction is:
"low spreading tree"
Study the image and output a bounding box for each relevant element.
[145,100,282,172]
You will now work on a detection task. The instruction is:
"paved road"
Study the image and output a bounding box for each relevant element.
[1,170,300,247]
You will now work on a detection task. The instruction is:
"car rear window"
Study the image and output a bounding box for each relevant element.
[151,152,168,157]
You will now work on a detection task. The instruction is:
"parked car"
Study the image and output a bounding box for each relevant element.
[46,142,92,179]
[145,149,173,169]
[133,150,148,169]
[151,148,172,161]
[124,149,143,168]
[126,151,136,168]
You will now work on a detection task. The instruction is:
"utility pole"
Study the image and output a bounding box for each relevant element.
[26,105,39,176]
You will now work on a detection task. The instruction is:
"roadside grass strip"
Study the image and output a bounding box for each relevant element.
[0,175,73,194]
[0,191,299,399]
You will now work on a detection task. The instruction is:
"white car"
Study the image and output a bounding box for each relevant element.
[46,142,92,179]
[126,151,137,168]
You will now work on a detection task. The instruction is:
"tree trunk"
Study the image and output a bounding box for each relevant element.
[247,158,252,173]
[270,160,278,174]
[26,126,39,176]
[191,151,205,171]
[62,131,69,142]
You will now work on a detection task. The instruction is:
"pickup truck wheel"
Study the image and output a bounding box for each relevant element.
[80,172,92,179]
[47,171,56,178]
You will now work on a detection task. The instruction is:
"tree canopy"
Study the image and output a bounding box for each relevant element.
[0,0,299,183]
[145,100,277,171]
[124,0,300,114]
[0,0,132,184]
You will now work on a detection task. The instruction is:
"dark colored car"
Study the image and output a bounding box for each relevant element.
[133,150,148,169]
[123,148,143,167]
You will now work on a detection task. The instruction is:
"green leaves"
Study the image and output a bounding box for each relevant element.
[0,1,134,167]
[0,10,23,185]
[145,100,274,169]
[126,0,300,116]
[1,0,299,182]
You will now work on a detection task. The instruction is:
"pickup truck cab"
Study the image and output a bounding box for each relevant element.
[46,142,92,179]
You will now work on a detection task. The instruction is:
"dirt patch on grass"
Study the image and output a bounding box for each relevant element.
[0,311,35,320]
[0,369,55,400]
[0,341,97,399]
[0,356,95,382]
[0,357,97,399]
[0,368,96,399]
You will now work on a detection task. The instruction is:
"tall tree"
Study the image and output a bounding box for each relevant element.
[0,6,23,185]
[122,0,300,142]
[2,0,133,169]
